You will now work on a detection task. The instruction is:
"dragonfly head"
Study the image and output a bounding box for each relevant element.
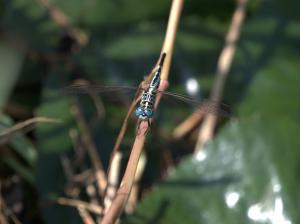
[135,107,153,119]
[144,108,153,118]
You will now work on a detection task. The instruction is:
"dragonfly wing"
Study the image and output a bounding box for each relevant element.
[64,84,138,95]
[63,84,150,106]
[157,90,231,117]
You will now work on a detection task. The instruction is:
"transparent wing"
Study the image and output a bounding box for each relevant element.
[64,84,138,95]
[64,84,231,117]
[157,90,231,117]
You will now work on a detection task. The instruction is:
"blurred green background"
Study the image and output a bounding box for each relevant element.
[0,0,300,223]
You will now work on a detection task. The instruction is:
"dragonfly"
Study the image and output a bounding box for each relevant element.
[65,53,230,128]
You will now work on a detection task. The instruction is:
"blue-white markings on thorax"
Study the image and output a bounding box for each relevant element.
[135,53,166,120]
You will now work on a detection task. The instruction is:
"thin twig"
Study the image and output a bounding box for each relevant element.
[194,0,248,152]
[101,1,183,223]
[104,152,122,212]
[69,128,101,213]
[0,117,61,144]
[71,97,107,197]
[172,110,205,139]
[57,197,103,215]
[61,137,101,223]
[77,208,96,224]
[37,0,89,47]
[103,88,142,211]
[107,97,141,166]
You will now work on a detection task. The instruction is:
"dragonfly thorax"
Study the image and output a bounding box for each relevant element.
[135,66,162,120]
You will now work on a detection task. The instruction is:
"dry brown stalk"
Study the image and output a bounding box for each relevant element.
[0,117,61,144]
[125,152,147,214]
[57,197,103,215]
[194,0,248,152]
[160,0,184,81]
[77,208,96,224]
[37,0,89,47]
[104,151,122,212]
[172,110,205,139]
[62,132,102,223]
[107,96,141,167]
[101,1,183,223]
[71,97,107,197]
[100,119,149,224]
[104,0,183,205]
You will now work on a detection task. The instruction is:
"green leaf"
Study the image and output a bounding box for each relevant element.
[0,114,37,183]
[0,40,25,108]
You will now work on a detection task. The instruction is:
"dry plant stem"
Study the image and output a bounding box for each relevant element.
[100,122,148,224]
[105,0,183,173]
[108,97,140,164]
[101,81,169,224]
[160,0,184,80]
[72,97,107,196]
[102,1,183,222]
[0,117,61,143]
[37,0,88,46]
[172,110,205,139]
[77,209,96,224]
[57,197,103,215]
[60,147,99,223]
[195,0,248,152]
[103,95,141,211]
[125,152,147,214]
[0,212,8,224]
[104,151,122,212]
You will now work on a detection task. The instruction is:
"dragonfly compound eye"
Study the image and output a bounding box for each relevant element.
[144,108,153,118]
[135,107,143,117]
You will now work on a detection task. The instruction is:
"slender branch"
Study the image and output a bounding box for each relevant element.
[104,151,122,212]
[77,209,96,224]
[160,0,184,80]
[57,197,103,215]
[0,117,61,144]
[104,0,184,200]
[37,0,89,47]
[172,110,205,139]
[100,1,183,223]
[71,97,107,197]
[125,152,147,214]
[194,0,248,152]
[107,97,140,167]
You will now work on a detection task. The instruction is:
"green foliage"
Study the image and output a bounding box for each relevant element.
[0,114,37,184]
[0,0,300,223]
[125,4,300,222]
[0,40,25,108]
